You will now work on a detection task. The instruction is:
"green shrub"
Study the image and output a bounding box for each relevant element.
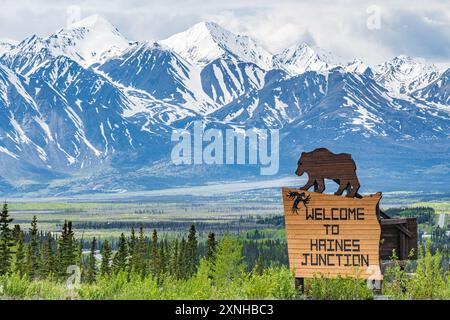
[384,243,449,300]
[0,273,66,300]
[305,275,373,300]
[245,267,297,299]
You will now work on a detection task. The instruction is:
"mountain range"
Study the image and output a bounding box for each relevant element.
[0,14,449,196]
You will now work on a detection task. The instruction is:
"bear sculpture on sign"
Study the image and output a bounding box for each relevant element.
[295,148,360,198]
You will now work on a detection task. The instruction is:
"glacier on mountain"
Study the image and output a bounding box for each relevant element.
[0,15,449,195]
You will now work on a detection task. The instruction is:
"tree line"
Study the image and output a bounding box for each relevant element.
[0,203,218,283]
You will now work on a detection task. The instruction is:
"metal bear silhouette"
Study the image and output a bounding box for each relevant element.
[295,148,360,198]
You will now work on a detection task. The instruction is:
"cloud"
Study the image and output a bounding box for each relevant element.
[1,0,450,66]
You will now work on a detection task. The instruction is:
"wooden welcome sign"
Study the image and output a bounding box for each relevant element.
[283,148,383,281]
[282,189,383,280]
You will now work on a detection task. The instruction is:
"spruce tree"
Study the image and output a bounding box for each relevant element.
[66,221,76,267]
[178,237,187,279]
[57,221,76,278]
[206,232,217,262]
[132,226,146,277]
[26,216,39,279]
[0,203,14,275]
[86,237,97,283]
[254,255,265,275]
[150,229,159,276]
[186,224,198,277]
[169,239,179,278]
[112,233,128,274]
[14,230,26,276]
[162,239,169,274]
[127,227,136,275]
[100,240,112,276]
[159,242,166,275]
[40,233,54,279]
[12,225,21,242]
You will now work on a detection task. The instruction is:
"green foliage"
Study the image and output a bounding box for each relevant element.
[57,220,77,278]
[305,275,374,300]
[0,203,448,300]
[26,216,39,279]
[213,234,245,288]
[385,207,435,225]
[40,234,55,279]
[112,233,128,274]
[245,267,297,299]
[100,240,112,276]
[14,231,26,276]
[384,243,449,299]
[0,273,66,299]
[86,237,97,283]
[0,203,14,275]
[185,225,198,277]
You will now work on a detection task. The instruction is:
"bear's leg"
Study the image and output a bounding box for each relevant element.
[334,180,348,195]
[346,177,361,198]
[300,177,315,191]
[316,178,325,193]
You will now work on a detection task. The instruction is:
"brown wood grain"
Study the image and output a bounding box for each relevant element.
[282,188,383,280]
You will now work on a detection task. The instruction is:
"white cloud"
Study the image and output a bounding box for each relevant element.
[1,0,450,66]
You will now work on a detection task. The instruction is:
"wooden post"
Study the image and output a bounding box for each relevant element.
[295,277,304,295]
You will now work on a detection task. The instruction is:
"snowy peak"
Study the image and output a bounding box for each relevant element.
[67,14,117,31]
[344,59,370,74]
[0,38,18,56]
[3,14,130,73]
[413,68,450,105]
[375,55,441,94]
[273,43,343,74]
[160,21,273,69]
[48,14,130,67]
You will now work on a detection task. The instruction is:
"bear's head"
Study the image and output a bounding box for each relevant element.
[295,151,313,176]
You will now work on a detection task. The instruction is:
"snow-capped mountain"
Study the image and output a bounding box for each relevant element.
[273,43,339,74]
[375,55,442,94]
[0,39,17,56]
[413,68,450,105]
[1,14,130,75]
[50,14,130,67]
[0,15,449,195]
[160,21,273,70]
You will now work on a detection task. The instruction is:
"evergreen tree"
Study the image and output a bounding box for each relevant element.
[0,203,14,275]
[100,240,112,276]
[14,230,26,276]
[206,232,217,262]
[178,237,187,279]
[254,255,265,275]
[65,221,76,267]
[159,241,166,275]
[86,237,97,283]
[169,239,179,278]
[112,233,128,274]
[57,221,76,278]
[131,226,146,276]
[127,227,136,275]
[186,224,198,277]
[26,216,39,279]
[12,225,21,242]
[150,229,159,276]
[162,239,169,273]
[40,233,54,278]
[56,235,65,278]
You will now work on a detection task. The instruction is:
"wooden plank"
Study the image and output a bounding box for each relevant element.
[282,189,382,280]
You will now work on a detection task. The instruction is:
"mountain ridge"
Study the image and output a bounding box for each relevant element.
[0,15,449,196]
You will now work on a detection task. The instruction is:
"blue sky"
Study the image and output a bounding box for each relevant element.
[1,0,450,66]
